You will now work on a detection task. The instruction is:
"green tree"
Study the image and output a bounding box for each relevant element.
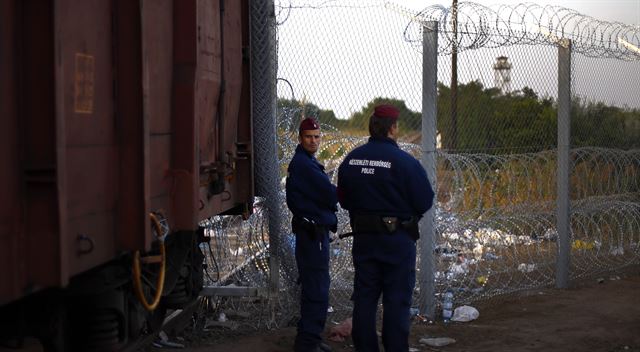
[571,99,639,148]
[346,97,421,133]
[280,86,640,153]
[277,98,345,131]
[438,80,502,151]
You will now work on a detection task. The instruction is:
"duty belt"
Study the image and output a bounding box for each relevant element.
[339,214,420,241]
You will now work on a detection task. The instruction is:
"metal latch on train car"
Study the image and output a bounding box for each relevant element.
[200,162,227,198]
[235,141,251,160]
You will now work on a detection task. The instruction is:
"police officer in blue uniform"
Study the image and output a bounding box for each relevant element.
[337,105,434,352]
[286,117,338,352]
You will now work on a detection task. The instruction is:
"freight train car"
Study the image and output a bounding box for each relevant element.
[0,0,253,350]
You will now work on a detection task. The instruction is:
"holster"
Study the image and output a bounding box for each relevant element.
[351,214,420,241]
[292,216,328,241]
[401,217,420,241]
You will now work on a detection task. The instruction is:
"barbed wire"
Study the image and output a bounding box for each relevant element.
[198,110,640,330]
[275,0,640,60]
[198,177,640,333]
[400,2,640,60]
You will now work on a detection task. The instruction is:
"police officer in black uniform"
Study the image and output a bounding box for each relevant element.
[337,104,434,352]
[286,117,338,352]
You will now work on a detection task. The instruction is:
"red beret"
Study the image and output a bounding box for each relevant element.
[373,104,399,121]
[299,117,320,132]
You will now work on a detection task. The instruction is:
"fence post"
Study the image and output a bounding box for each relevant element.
[250,0,281,293]
[418,20,438,319]
[556,39,572,289]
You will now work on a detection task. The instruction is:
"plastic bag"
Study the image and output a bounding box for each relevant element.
[419,337,456,347]
[451,305,479,322]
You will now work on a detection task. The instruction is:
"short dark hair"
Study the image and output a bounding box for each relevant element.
[369,114,396,138]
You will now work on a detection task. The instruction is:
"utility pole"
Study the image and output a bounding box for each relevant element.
[450,0,458,150]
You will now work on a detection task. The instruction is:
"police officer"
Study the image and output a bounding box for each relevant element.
[286,117,338,352]
[337,104,434,352]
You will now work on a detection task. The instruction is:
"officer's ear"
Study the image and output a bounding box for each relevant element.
[389,122,399,139]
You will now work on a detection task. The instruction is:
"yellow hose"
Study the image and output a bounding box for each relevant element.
[132,213,166,311]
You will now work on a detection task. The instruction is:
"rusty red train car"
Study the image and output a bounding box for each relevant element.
[0,0,253,350]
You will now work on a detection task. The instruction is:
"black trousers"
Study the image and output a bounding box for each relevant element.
[293,226,330,351]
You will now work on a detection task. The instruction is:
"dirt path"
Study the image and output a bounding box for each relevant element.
[157,272,640,352]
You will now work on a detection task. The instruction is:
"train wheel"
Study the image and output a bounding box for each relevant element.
[78,309,122,352]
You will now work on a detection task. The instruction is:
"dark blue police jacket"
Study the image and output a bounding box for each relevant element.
[286,144,338,227]
[337,137,434,219]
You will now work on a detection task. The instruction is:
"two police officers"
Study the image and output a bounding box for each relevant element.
[337,104,434,351]
[286,117,337,352]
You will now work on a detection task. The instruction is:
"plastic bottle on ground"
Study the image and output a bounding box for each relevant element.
[442,290,453,324]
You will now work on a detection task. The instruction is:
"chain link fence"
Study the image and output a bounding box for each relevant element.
[196,0,640,336]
